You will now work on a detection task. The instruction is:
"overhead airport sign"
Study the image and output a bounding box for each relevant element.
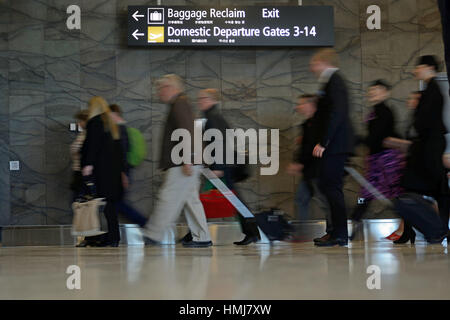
[128,6,334,47]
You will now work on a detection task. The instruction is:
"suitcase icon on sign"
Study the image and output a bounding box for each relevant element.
[148,8,164,24]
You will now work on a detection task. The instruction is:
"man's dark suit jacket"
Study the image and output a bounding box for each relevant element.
[315,71,354,156]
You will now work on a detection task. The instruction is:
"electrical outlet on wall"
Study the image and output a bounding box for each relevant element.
[9,161,19,171]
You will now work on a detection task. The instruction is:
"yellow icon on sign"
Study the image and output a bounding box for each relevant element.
[148,27,164,43]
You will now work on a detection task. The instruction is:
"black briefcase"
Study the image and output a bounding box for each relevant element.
[255,208,293,241]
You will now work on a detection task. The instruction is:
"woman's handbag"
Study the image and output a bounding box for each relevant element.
[71,177,108,236]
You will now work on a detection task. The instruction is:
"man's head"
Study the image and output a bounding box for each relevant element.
[309,49,339,78]
[368,79,391,104]
[156,74,184,103]
[407,91,421,110]
[198,88,220,111]
[295,94,317,119]
[414,55,440,81]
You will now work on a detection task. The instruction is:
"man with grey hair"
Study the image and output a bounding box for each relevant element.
[143,74,212,247]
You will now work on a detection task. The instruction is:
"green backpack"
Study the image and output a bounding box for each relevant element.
[126,127,147,167]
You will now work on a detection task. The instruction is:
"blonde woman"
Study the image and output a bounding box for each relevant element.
[78,96,126,247]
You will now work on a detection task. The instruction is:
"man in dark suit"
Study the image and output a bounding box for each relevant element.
[309,49,354,247]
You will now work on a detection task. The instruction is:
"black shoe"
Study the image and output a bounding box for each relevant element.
[313,233,331,243]
[96,241,119,247]
[234,236,258,246]
[394,224,416,244]
[314,237,348,247]
[178,232,193,244]
[143,236,161,246]
[76,240,99,247]
[182,241,213,248]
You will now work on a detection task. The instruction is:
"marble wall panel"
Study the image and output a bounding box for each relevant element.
[9,95,46,146]
[9,145,47,225]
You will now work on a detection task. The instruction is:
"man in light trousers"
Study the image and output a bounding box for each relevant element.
[143,74,212,248]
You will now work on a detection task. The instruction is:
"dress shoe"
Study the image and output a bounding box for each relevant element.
[234,236,258,246]
[313,233,331,243]
[75,240,99,247]
[393,224,415,244]
[96,241,119,247]
[178,232,193,244]
[314,237,348,247]
[143,236,161,246]
[182,240,213,248]
[385,231,402,241]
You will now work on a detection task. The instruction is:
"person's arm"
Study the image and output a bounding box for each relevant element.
[81,118,102,176]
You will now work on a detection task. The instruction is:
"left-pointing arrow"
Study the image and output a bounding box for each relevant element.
[132,29,145,40]
[132,10,145,21]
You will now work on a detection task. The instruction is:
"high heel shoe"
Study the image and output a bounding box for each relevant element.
[385,231,402,241]
[393,224,416,244]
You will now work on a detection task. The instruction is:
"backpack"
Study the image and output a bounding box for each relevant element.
[126,127,147,167]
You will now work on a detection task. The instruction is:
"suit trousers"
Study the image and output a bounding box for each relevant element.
[318,154,348,239]
[145,165,211,242]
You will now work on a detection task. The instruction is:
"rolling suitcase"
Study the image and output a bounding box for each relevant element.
[345,166,447,243]
[393,193,447,243]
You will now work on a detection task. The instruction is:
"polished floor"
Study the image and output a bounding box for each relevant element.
[0,241,449,300]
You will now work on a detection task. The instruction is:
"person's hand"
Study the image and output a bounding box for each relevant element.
[212,170,224,178]
[286,163,304,176]
[121,172,129,190]
[443,154,450,169]
[182,164,193,176]
[82,165,93,177]
[295,136,303,145]
[313,144,326,158]
[383,137,412,153]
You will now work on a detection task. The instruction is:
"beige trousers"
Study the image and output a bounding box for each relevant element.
[145,165,211,242]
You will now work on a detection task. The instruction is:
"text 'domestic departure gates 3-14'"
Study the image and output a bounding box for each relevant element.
[128,6,334,47]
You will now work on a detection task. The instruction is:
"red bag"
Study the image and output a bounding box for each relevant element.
[200,189,236,219]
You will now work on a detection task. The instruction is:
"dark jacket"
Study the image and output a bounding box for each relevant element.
[81,115,124,201]
[294,115,320,180]
[314,71,354,156]
[203,104,229,172]
[118,124,130,174]
[401,78,448,197]
[362,102,398,155]
[159,93,195,170]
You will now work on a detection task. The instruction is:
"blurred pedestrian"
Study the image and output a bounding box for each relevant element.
[142,75,212,248]
[77,96,126,247]
[309,49,355,247]
[287,94,331,239]
[109,104,148,227]
[350,80,405,240]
